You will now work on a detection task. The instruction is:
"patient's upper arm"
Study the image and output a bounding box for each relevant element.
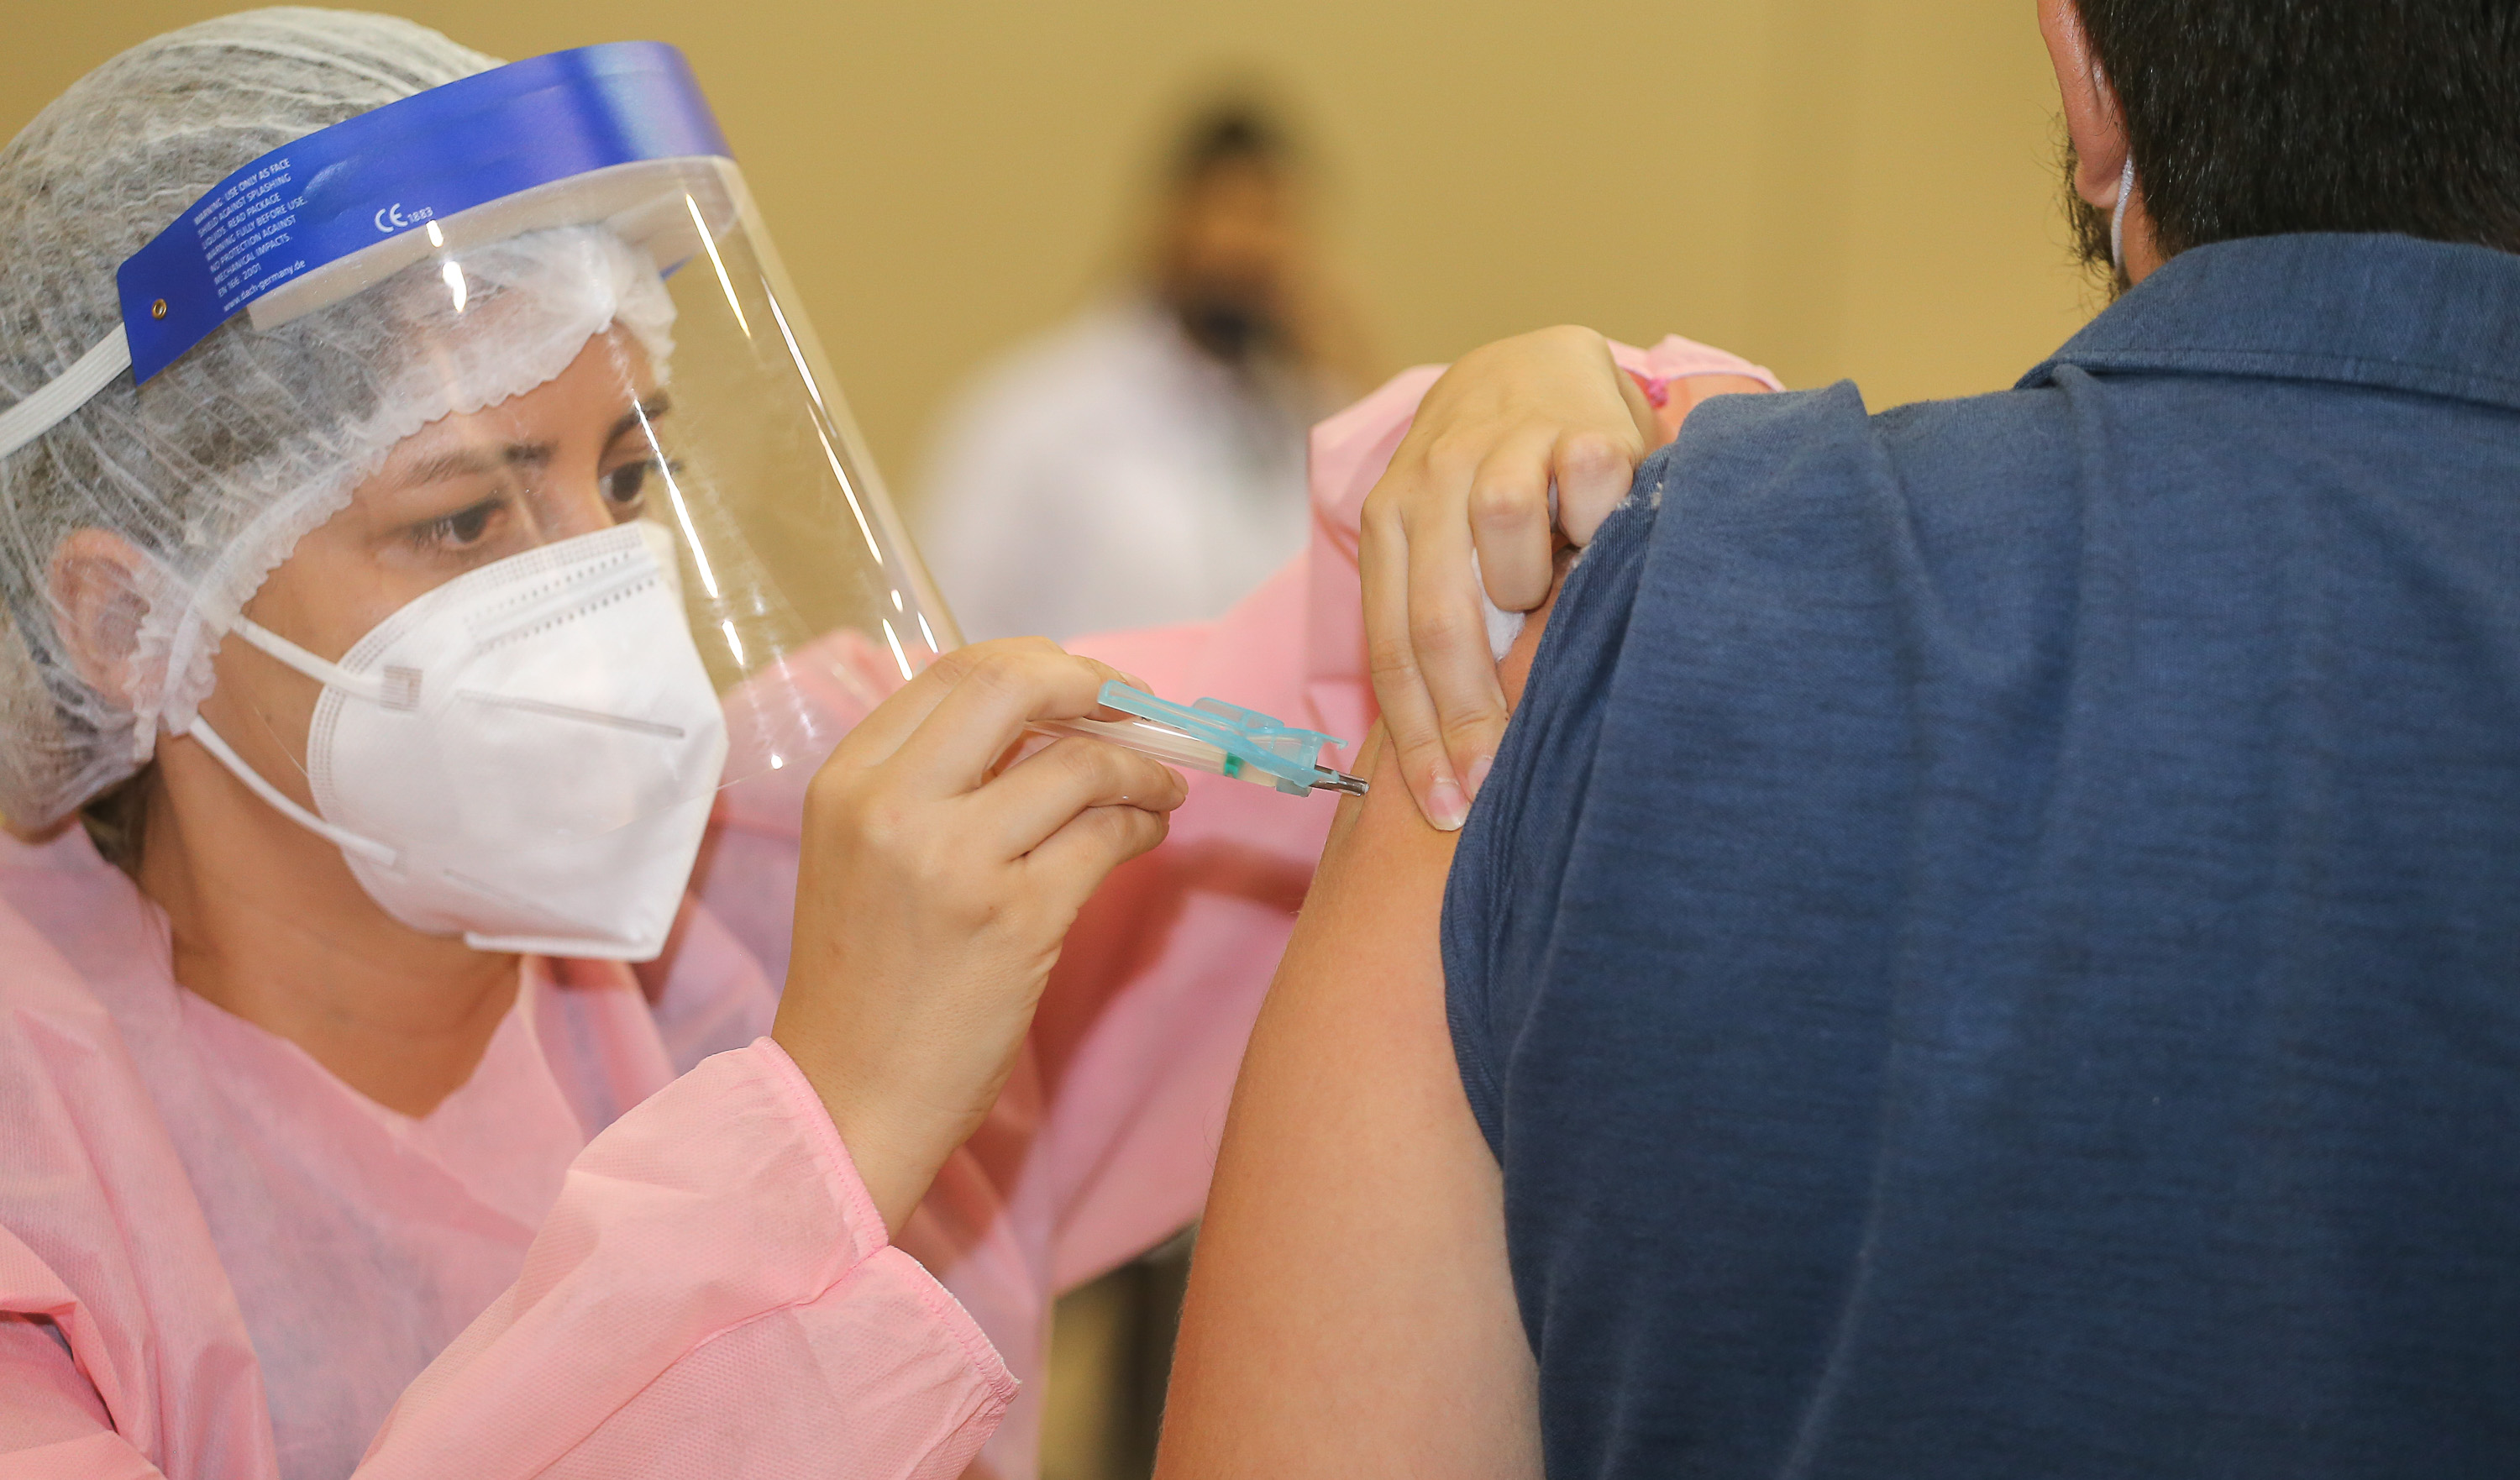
[1153,583,1562,1479]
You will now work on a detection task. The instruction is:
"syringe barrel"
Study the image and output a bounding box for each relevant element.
[1031,715,1235,779]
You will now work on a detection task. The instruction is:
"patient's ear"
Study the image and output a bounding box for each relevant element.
[47,529,156,711]
[2040,0,2131,207]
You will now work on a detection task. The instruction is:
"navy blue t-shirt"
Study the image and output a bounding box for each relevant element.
[1443,234,2520,1478]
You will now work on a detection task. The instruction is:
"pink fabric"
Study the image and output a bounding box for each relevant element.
[0,843,1011,1479]
[0,330,1772,1480]
[1625,368,1673,407]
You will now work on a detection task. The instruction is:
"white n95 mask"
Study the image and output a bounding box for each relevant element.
[187,520,731,961]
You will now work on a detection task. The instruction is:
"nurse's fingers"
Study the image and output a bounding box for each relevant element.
[1464,429,1562,616]
[981,733,1188,859]
[1021,800,1175,916]
[1546,422,1645,549]
[831,637,1063,769]
[895,643,1142,792]
[1361,479,1471,832]
[1404,491,1515,825]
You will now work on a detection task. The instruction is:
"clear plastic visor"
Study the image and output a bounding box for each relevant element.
[210,158,952,858]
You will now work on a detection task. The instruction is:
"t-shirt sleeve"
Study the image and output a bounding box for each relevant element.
[1441,453,1674,1157]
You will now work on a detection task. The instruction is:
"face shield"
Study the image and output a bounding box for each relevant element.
[0,43,955,960]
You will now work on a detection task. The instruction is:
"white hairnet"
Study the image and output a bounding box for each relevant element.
[0,8,676,831]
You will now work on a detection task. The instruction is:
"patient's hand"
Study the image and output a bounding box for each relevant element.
[1359,324,1765,832]
[1154,586,1564,1480]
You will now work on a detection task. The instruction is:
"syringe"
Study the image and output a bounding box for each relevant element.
[1029,683,1368,799]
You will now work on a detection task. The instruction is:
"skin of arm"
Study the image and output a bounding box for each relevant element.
[1153,582,1562,1480]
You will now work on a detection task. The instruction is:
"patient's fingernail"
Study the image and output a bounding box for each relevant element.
[1467,753,1494,799]
[1428,776,1469,832]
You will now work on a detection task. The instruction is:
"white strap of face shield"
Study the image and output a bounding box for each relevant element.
[0,328,131,463]
[185,716,402,869]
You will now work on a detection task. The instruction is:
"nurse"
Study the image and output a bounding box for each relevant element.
[0,13,1195,1479]
[0,13,1782,1477]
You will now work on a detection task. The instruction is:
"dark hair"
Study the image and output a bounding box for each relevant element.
[77,769,150,874]
[1168,102,1293,188]
[2076,0,2520,259]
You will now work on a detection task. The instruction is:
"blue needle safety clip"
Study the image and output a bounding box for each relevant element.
[1034,682,1370,798]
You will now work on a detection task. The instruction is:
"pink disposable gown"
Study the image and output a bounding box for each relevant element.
[0,336,1774,1480]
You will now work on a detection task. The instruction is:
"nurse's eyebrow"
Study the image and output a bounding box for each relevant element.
[396,396,672,485]
[398,441,556,485]
[608,393,673,448]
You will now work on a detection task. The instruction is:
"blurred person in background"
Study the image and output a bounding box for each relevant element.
[918,98,1373,643]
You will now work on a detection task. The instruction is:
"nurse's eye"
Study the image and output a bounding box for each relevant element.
[408,495,507,554]
[601,457,670,516]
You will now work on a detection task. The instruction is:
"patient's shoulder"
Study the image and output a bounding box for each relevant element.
[1664,377,2075,525]
[1446,380,2068,1146]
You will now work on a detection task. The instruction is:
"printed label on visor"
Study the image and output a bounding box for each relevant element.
[114,40,732,383]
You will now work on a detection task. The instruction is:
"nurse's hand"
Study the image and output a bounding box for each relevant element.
[1360,328,1652,831]
[1359,325,1763,829]
[771,638,1189,1236]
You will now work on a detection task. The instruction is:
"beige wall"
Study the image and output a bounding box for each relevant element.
[3,0,2099,504]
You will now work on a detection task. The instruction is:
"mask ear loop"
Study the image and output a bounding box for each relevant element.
[228,615,421,709]
[177,612,413,869]
[2109,153,2136,272]
[186,717,402,868]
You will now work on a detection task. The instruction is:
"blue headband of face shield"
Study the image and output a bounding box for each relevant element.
[0,40,732,459]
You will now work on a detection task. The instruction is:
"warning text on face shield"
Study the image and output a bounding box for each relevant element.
[193,158,307,312]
